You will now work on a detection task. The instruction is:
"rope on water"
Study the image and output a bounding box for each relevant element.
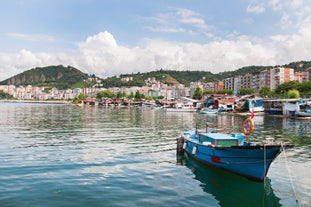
[281,143,301,207]
[264,144,267,185]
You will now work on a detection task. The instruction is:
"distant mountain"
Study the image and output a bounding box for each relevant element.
[0,65,92,89]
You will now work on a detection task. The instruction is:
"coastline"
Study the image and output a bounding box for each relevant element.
[0,99,69,104]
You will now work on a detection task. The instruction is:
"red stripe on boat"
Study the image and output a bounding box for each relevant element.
[211,156,221,163]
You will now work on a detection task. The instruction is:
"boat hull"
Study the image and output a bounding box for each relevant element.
[164,108,197,112]
[199,109,218,114]
[183,138,283,182]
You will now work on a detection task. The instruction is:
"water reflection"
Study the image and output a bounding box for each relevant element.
[177,154,281,207]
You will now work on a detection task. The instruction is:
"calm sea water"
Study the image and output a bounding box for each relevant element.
[0,103,310,207]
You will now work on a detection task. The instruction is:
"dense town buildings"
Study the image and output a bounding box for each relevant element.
[0,67,310,101]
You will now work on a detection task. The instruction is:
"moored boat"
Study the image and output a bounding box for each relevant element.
[297,109,311,117]
[199,108,218,114]
[176,123,293,182]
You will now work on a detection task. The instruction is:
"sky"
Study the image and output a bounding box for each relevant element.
[0,0,311,81]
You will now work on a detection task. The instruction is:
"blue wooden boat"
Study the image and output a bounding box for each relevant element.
[177,128,293,182]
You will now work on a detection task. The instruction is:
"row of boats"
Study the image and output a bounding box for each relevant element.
[162,96,311,118]
[82,95,311,118]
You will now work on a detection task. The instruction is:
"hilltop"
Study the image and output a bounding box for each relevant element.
[101,60,311,88]
[0,60,310,89]
[0,65,94,89]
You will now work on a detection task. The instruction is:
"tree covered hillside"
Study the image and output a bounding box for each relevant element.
[101,60,311,88]
[0,65,92,89]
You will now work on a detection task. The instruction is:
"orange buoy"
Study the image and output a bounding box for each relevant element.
[242,117,254,135]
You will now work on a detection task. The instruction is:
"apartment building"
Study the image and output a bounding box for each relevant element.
[242,73,252,89]
[223,77,234,90]
[269,67,294,90]
[294,72,309,83]
[307,68,311,80]
[213,81,224,91]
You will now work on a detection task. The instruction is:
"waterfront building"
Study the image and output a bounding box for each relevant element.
[203,82,214,91]
[251,72,261,93]
[306,67,311,81]
[233,76,242,93]
[223,77,234,90]
[269,67,294,90]
[294,72,309,83]
[242,73,252,89]
[213,80,224,91]
[259,69,269,88]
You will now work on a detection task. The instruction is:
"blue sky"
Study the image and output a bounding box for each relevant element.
[0,0,310,80]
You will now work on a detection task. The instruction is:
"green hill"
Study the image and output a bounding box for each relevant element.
[101,60,311,88]
[1,60,310,89]
[0,65,93,89]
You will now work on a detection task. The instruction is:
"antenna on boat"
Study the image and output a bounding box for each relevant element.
[195,120,202,135]
[206,122,209,132]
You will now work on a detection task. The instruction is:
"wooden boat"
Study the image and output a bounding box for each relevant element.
[176,123,293,182]
[199,108,218,114]
[178,154,281,206]
[297,109,311,117]
[164,102,197,113]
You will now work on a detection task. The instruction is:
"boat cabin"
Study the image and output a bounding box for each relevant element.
[198,132,244,147]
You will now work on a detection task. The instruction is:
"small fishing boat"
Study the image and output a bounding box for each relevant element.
[176,120,293,182]
[199,108,218,114]
[297,109,311,117]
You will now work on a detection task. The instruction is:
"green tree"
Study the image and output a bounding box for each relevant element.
[239,88,255,95]
[122,91,127,99]
[134,91,141,100]
[145,96,153,100]
[96,89,114,99]
[275,81,300,94]
[128,92,134,99]
[287,89,300,98]
[203,90,214,95]
[0,90,14,99]
[193,87,203,100]
[259,86,273,98]
[297,81,311,97]
[116,91,123,98]
[72,92,85,104]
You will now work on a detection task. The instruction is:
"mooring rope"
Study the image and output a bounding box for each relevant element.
[281,142,301,207]
[264,144,267,185]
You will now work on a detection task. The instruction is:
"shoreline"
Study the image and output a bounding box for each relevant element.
[0,99,69,104]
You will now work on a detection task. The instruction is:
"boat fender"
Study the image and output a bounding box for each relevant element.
[242,117,254,135]
[176,137,185,154]
[192,146,197,154]
[183,142,187,149]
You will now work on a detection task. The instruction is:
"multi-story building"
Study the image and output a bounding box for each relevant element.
[269,67,294,90]
[251,72,261,93]
[203,82,214,91]
[223,77,234,90]
[233,76,242,93]
[242,73,252,89]
[294,72,309,83]
[307,68,311,81]
[259,69,269,88]
[213,81,224,91]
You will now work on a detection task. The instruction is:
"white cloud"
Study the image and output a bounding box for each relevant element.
[0,50,75,80]
[6,33,58,42]
[143,8,210,34]
[0,24,311,81]
[268,0,283,11]
[279,13,292,29]
[246,4,265,14]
